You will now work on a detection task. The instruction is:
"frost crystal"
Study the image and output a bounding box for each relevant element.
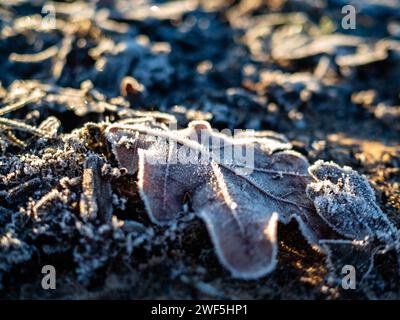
[306,160,397,242]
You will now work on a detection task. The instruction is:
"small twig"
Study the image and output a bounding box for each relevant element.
[0,117,45,136]
[9,45,58,63]
[5,130,26,147]
[0,91,43,116]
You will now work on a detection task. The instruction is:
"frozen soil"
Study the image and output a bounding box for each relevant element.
[0,0,399,299]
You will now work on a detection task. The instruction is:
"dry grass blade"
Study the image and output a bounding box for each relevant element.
[0,91,43,116]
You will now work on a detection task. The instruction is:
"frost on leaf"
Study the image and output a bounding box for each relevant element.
[306,160,397,243]
[106,120,318,279]
[306,160,400,282]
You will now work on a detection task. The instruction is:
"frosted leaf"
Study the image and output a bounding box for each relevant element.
[106,120,316,279]
[105,123,161,174]
[306,160,397,242]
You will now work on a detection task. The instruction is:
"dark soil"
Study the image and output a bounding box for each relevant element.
[0,0,399,299]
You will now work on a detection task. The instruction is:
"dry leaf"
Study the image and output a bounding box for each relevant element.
[106,120,319,278]
[307,160,398,243]
[306,160,400,285]
[106,120,397,280]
